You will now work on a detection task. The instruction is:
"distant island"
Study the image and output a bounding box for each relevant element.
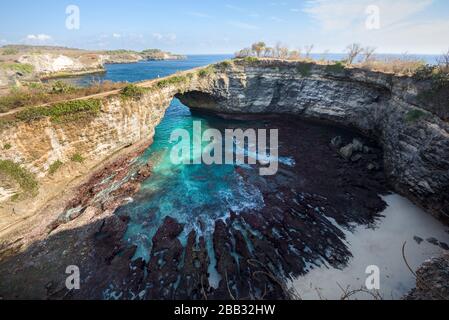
[0,45,186,87]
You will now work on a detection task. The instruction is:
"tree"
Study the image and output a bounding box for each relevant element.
[289,50,301,60]
[438,49,449,72]
[345,43,364,64]
[263,47,273,58]
[235,47,252,58]
[363,47,376,62]
[251,42,266,57]
[304,44,314,59]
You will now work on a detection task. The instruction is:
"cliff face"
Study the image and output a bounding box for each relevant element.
[1,59,448,221]
[179,60,449,221]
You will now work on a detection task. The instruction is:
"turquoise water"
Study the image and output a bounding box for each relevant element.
[115,99,267,263]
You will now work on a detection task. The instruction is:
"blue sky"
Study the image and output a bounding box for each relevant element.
[0,0,448,54]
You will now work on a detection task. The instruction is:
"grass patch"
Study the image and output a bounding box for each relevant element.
[297,63,312,77]
[15,99,102,123]
[3,143,12,150]
[0,160,38,195]
[156,75,189,88]
[2,48,19,55]
[70,153,84,163]
[197,66,216,78]
[48,160,63,175]
[0,62,35,74]
[325,62,346,74]
[405,109,427,122]
[239,56,259,63]
[0,81,125,114]
[414,65,449,121]
[216,60,233,70]
[120,84,148,100]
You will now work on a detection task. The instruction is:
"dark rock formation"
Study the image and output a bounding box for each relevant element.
[179,59,449,222]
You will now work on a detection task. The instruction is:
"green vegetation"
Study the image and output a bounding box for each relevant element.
[0,160,38,195]
[414,65,449,121]
[0,80,125,114]
[0,62,35,74]
[120,84,148,99]
[2,48,19,55]
[405,109,427,122]
[15,99,102,123]
[297,63,312,77]
[48,160,63,175]
[156,75,189,88]
[70,153,84,163]
[3,143,12,150]
[325,62,346,74]
[215,60,233,70]
[239,56,259,63]
[50,81,76,94]
[197,66,216,78]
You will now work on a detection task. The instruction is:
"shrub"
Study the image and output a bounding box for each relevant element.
[51,81,76,94]
[70,153,84,163]
[0,160,38,194]
[0,63,34,74]
[2,48,19,55]
[297,63,312,77]
[326,62,346,73]
[48,160,63,175]
[120,84,147,99]
[197,66,215,78]
[15,99,102,123]
[156,75,189,88]
[405,109,427,122]
[3,143,12,150]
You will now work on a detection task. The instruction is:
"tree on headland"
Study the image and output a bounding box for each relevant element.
[438,49,449,72]
[345,43,364,64]
[362,47,376,62]
[252,42,266,57]
[304,44,314,59]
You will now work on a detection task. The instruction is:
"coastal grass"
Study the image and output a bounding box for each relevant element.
[70,153,85,163]
[0,62,35,74]
[15,99,102,123]
[0,160,38,195]
[325,61,346,74]
[156,75,190,88]
[297,63,313,77]
[48,160,63,175]
[197,66,216,78]
[0,80,125,114]
[405,109,427,122]
[120,84,148,100]
[414,65,449,121]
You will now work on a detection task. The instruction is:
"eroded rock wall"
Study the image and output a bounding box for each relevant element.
[180,60,449,220]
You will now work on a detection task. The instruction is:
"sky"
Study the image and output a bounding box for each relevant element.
[0,0,448,54]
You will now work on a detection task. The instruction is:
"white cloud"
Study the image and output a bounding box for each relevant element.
[26,34,52,41]
[112,33,121,38]
[152,33,164,40]
[302,0,447,53]
[151,33,177,42]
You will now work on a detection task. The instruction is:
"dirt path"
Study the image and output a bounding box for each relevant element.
[0,66,205,119]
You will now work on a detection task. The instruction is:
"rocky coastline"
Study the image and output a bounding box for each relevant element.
[0,58,448,300]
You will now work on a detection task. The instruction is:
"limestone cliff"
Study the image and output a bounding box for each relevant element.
[1,59,448,222]
[179,59,449,221]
